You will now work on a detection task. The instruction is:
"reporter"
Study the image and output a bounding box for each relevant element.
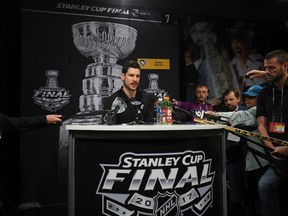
[172,84,212,112]
[207,85,269,215]
[0,112,62,215]
[0,113,62,135]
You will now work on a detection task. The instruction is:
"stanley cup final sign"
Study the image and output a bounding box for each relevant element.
[70,127,226,216]
[96,151,215,216]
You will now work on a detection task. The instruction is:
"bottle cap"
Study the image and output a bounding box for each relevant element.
[164,96,170,101]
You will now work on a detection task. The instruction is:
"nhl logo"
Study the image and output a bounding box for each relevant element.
[153,191,180,216]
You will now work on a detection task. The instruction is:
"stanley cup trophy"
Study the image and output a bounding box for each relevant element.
[144,73,167,98]
[58,21,137,194]
[72,21,137,122]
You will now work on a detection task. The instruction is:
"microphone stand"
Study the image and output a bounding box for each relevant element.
[104,106,121,125]
[173,105,193,117]
[61,110,113,125]
[173,105,230,124]
[61,110,109,121]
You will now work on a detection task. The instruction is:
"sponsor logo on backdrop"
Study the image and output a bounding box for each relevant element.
[96,150,215,216]
[33,70,71,112]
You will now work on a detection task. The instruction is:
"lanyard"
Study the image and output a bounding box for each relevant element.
[272,87,284,122]
[198,103,209,111]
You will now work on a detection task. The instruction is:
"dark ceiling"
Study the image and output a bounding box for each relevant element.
[95,0,288,20]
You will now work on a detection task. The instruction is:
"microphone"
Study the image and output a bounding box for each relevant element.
[195,110,230,124]
[173,105,230,124]
[104,97,127,125]
[61,110,108,121]
[173,105,192,116]
[113,105,121,115]
[61,97,127,124]
[111,97,127,114]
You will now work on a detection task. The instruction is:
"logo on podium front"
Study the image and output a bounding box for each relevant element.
[96,151,215,216]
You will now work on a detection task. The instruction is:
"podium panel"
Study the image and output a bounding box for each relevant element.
[66,125,226,216]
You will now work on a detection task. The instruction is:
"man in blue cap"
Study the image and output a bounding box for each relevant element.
[206,84,268,216]
[242,85,263,109]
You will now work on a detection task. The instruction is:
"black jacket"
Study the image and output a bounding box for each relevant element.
[103,88,157,124]
[0,112,48,137]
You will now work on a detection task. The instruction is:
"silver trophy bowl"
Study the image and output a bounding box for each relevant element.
[72,21,137,61]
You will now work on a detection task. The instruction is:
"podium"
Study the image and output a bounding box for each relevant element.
[66,124,227,216]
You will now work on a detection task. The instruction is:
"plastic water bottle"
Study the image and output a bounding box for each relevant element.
[160,96,173,125]
[156,98,163,125]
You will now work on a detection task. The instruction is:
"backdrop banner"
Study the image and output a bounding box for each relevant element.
[20,0,179,207]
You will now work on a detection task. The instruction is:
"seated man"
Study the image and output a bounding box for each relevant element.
[103,60,157,125]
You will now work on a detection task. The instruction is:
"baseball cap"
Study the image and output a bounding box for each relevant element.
[242,85,263,97]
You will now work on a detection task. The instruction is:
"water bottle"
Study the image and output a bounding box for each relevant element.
[156,98,163,125]
[160,96,173,125]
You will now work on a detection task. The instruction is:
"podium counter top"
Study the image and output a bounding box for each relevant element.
[65,124,226,131]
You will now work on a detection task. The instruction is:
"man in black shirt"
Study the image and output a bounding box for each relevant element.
[103,60,157,125]
[256,50,288,216]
